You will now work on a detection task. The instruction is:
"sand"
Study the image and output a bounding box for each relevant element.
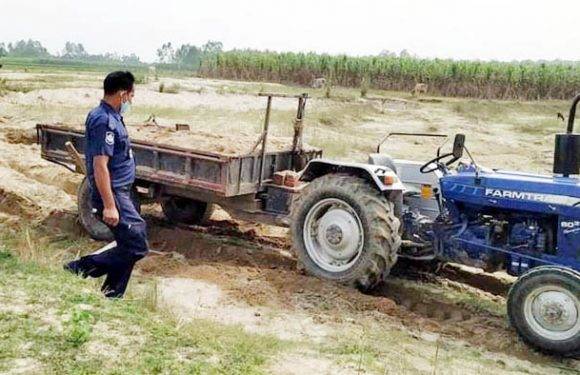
[0,165,75,219]
[5,85,303,112]
[58,122,318,156]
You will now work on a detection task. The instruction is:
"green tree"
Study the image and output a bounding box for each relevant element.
[156,42,175,63]
[174,44,202,67]
[202,40,223,55]
[121,53,141,64]
[62,42,87,59]
[8,39,50,57]
[0,43,6,57]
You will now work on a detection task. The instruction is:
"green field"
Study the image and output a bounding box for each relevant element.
[0,56,195,77]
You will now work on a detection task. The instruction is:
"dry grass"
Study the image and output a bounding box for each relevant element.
[0,77,35,95]
[159,82,181,94]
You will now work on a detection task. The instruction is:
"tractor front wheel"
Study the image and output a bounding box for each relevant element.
[290,174,401,291]
[507,266,580,356]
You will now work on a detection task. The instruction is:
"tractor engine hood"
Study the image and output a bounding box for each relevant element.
[440,169,580,216]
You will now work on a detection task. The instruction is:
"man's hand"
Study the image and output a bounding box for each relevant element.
[93,155,119,227]
[102,206,119,227]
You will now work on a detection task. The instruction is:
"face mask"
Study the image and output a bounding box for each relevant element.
[120,101,131,115]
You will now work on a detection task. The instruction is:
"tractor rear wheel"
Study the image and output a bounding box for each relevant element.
[507,266,580,357]
[290,174,401,291]
[161,197,214,225]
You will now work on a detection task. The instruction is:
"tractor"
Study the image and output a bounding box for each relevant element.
[290,94,580,356]
[39,92,579,356]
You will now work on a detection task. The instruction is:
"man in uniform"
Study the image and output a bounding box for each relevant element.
[64,71,148,298]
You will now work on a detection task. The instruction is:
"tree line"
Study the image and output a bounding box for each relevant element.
[0,39,141,65]
[0,39,223,68]
[156,40,223,67]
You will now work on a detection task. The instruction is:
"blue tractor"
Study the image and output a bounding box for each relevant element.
[291,95,580,356]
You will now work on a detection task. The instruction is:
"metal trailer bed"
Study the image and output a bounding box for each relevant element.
[37,93,322,227]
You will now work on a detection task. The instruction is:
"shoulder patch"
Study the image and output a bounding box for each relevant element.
[105,131,115,145]
[107,115,117,130]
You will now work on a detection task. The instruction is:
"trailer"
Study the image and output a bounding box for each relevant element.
[37,93,323,239]
[38,91,403,288]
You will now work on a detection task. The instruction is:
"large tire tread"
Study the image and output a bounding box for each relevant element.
[507,266,580,357]
[77,177,114,241]
[77,177,141,241]
[290,174,401,291]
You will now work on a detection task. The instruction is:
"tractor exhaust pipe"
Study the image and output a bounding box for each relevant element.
[554,94,580,177]
[567,93,580,134]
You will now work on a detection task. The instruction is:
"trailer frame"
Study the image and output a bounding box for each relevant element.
[37,93,322,226]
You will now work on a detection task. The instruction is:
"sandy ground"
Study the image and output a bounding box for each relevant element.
[57,122,317,156]
[0,69,578,373]
[138,220,574,373]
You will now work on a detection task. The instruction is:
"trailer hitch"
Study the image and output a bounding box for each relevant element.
[376,132,447,154]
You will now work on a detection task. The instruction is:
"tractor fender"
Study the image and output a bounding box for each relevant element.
[300,159,405,192]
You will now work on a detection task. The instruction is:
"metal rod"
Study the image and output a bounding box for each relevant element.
[89,241,117,255]
[567,93,580,134]
[291,95,308,169]
[258,92,308,99]
[50,159,77,174]
[249,131,266,154]
[376,132,448,153]
[258,95,273,188]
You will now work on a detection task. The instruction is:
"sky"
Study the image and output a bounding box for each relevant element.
[1,0,579,62]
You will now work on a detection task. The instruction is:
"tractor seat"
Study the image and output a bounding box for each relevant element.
[368,153,398,174]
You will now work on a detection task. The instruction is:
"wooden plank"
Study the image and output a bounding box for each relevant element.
[64,141,86,174]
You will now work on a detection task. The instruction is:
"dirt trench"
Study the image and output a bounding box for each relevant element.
[136,215,565,366]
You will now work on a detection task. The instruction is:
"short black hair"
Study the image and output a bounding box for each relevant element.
[103,71,135,95]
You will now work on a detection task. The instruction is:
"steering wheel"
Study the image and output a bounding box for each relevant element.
[419,152,459,174]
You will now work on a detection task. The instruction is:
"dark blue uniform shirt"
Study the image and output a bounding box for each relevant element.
[85,100,135,188]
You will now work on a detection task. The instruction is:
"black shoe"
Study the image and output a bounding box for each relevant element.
[64,258,106,278]
[63,259,88,278]
[101,263,135,299]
